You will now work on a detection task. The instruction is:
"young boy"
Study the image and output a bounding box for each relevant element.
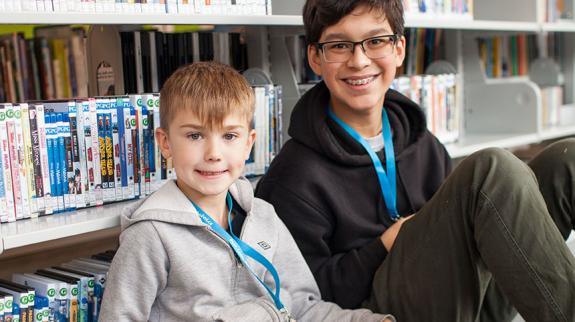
[255,0,575,321]
[98,62,395,322]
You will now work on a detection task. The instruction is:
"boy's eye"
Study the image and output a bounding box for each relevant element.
[326,42,352,51]
[223,133,237,141]
[187,132,202,140]
[368,38,384,45]
[366,37,390,48]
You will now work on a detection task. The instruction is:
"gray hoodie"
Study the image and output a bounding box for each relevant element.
[99,179,394,322]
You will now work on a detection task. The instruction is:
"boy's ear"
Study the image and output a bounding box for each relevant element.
[394,35,407,67]
[244,129,256,161]
[307,44,323,77]
[156,128,172,159]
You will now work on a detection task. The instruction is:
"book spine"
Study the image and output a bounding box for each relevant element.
[60,112,75,211]
[141,105,150,196]
[74,101,89,208]
[14,104,33,218]
[129,102,140,198]
[35,104,53,214]
[0,106,16,222]
[152,94,161,190]
[116,98,129,199]
[6,104,25,220]
[81,101,96,207]
[104,103,115,202]
[46,114,61,213]
[52,113,65,213]
[89,98,103,206]
[96,104,109,203]
[55,113,67,212]
[68,103,81,209]
[144,95,156,192]
[20,103,39,218]
[123,99,135,199]
[0,122,6,222]
[28,104,46,216]
[110,100,122,201]
[134,96,146,197]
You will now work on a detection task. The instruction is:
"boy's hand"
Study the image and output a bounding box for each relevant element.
[381,315,397,322]
[380,215,414,251]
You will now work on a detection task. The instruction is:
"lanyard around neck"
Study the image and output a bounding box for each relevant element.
[327,106,400,221]
[191,193,286,312]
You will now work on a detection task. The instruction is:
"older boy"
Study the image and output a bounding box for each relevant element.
[255,0,575,321]
[99,62,394,322]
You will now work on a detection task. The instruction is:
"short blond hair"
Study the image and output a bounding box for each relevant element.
[159,62,255,131]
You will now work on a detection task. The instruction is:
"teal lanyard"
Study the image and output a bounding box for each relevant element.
[328,106,400,221]
[191,193,287,312]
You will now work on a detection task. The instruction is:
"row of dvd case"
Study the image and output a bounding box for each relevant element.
[1,250,116,322]
[0,84,282,223]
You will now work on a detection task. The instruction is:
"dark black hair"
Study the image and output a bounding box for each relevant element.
[303,0,405,44]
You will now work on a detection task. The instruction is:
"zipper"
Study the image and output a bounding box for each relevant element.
[200,226,243,267]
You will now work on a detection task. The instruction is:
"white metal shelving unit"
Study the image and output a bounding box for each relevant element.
[0,200,139,255]
[0,12,304,25]
[0,12,544,31]
[541,21,575,32]
[406,16,539,32]
[445,133,540,158]
[539,125,575,141]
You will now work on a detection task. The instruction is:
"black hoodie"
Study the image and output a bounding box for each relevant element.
[255,81,452,309]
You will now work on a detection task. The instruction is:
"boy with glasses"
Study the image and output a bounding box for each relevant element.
[256,0,575,321]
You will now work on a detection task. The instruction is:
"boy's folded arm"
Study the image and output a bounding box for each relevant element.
[271,213,394,322]
[99,221,169,321]
[262,184,388,308]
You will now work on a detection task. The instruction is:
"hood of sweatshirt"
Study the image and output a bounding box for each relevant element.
[120,178,255,230]
[288,81,427,166]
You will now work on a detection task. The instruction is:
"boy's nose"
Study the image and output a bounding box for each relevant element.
[204,140,223,161]
[347,44,372,68]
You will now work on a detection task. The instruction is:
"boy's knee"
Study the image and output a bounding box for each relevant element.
[532,138,575,168]
[459,148,535,188]
[466,148,523,174]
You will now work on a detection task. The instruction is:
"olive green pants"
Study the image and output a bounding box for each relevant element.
[365,139,575,322]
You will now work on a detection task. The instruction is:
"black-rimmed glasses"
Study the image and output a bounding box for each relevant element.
[315,34,399,63]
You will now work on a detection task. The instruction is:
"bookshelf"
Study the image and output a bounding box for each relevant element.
[0,0,574,281]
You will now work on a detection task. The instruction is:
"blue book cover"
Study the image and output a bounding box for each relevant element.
[54,113,65,213]
[104,113,115,193]
[96,99,111,202]
[56,113,68,211]
[115,98,128,199]
[45,114,59,213]
[96,114,108,192]
[121,98,134,199]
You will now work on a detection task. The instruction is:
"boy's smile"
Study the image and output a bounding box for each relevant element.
[156,109,256,209]
[308,5,405,136]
